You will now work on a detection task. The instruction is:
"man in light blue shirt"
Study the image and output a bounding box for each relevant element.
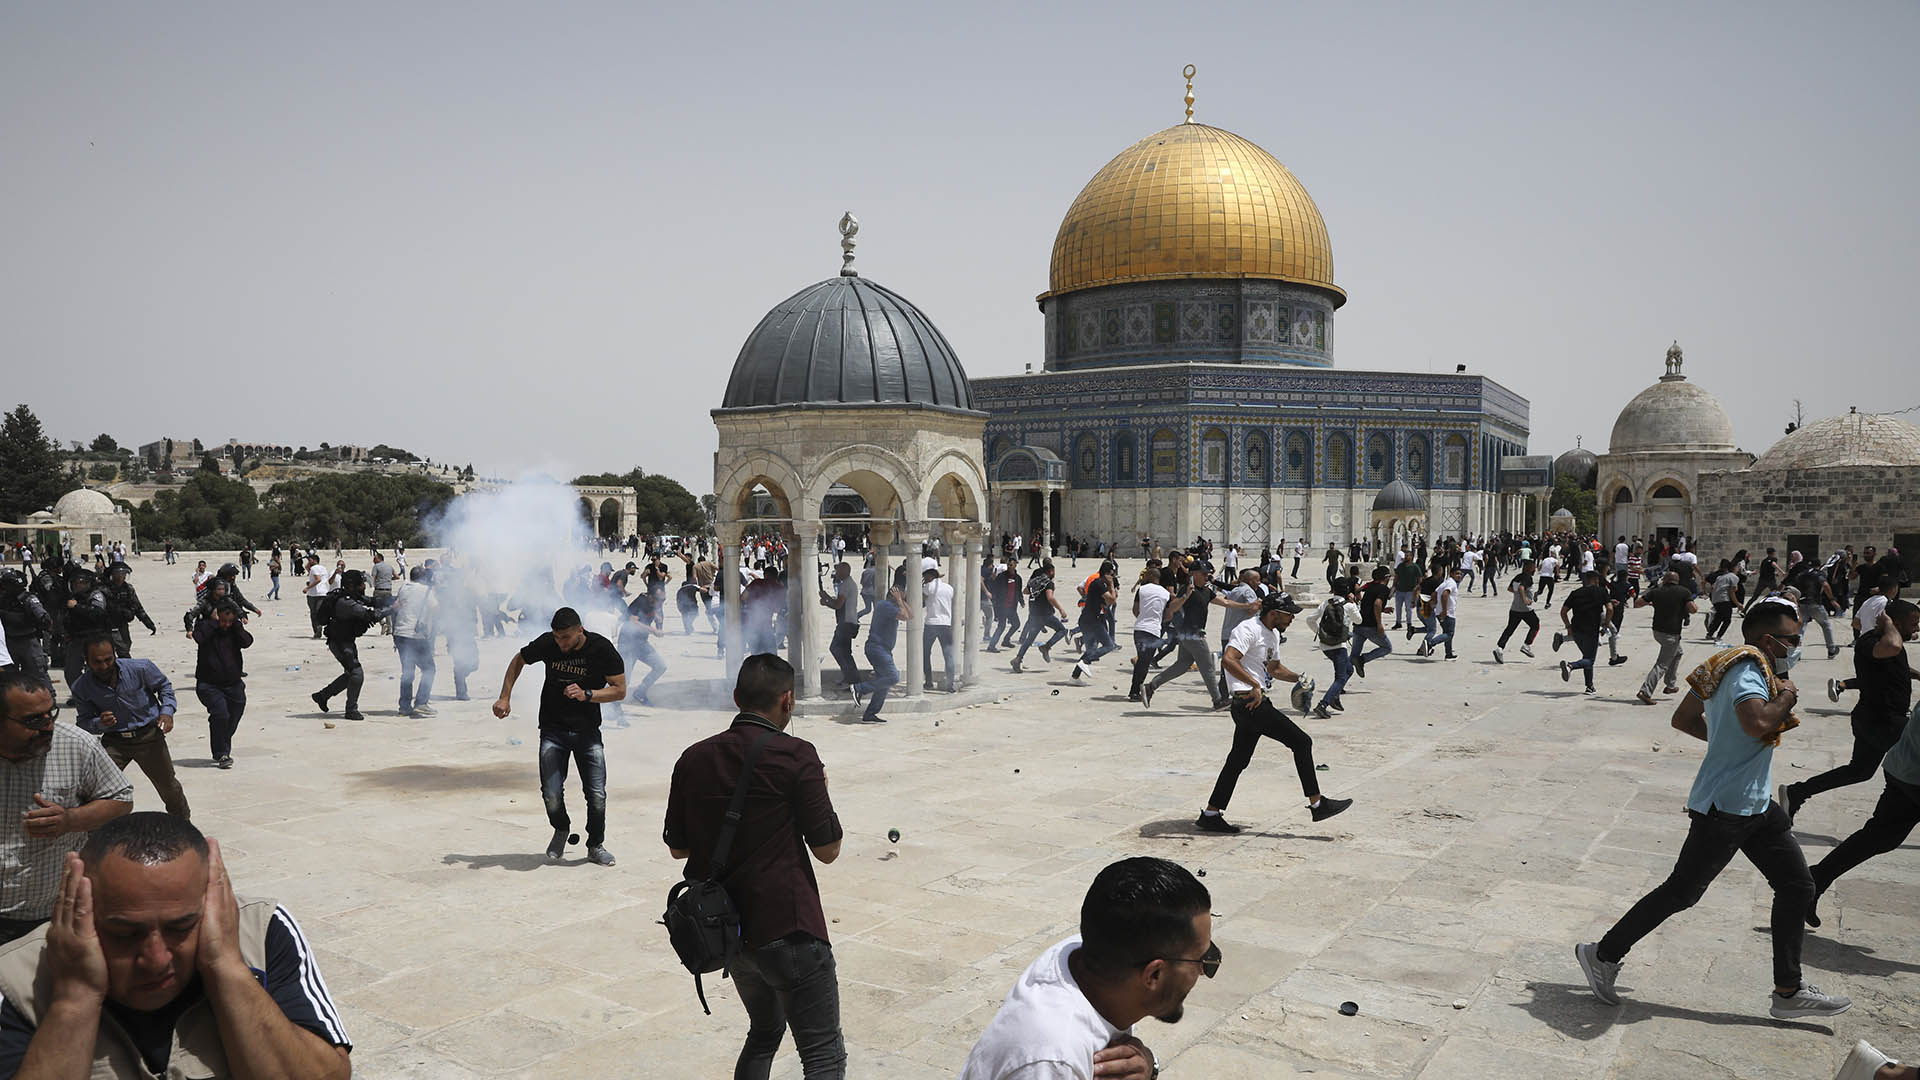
[1576,599,1851,1020]
[70,635,191,820]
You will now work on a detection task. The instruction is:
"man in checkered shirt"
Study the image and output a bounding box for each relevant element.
[0,671,133,944]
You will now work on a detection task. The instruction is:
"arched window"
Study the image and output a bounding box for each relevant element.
[1324,432,1353,488]
[1653,484,1684,499]
[1201,428,1228,483]
[1114,432,1136,481]
[1613,486,1634,504]
[1404,435,1429,487]
[987,436,1012,465]
[1245,433,1268,483]
[1074,434,1099,486]
[1151,429,1178,483]
[1364,432,1393,486]
[1443,434,1468,484]
[1283,431,1311,484]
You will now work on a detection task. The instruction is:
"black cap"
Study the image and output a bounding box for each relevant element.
[1262,593,1303,615]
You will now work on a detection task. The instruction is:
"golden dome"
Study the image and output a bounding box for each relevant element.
[1044,123,1343,305]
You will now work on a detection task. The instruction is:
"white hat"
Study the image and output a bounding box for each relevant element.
[921,557,940,575]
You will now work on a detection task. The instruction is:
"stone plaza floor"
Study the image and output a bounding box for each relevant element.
[83,554,1920,1077]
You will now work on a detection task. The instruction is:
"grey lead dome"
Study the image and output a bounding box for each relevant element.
[720,276,975,412]
[1372,478,1426,512]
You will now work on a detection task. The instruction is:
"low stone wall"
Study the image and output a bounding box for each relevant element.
[1694,465,1920,566]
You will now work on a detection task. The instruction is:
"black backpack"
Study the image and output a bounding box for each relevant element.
[1318,598,1350,645]
[662,729,776,1015]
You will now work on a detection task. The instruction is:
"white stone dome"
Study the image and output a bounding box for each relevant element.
[53,487,118,519]
[1751,410,1920,470]
[1607,342,1737,454]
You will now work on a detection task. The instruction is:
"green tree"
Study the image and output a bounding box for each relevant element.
[87,462,117,482]
[0,405,74,522]
[198,453,223,474]
[266,473,454,546]
[635,474,705,534]
[1549,473,1598,536]
[133,472,270,547]
[89,433,118,453]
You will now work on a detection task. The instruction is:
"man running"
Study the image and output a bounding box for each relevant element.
[1634,572,1698,706]
[493,607,626,865]
[1783,600,1918,821]
[1578,598,1849,1020]
[1492,559,1539,664]
[1195,594,1350,833]
[1308,578,1358,719]
[1349,565,1395,677]
[1555,569,1613,695]
[1010,560,1069,674]
[1141,565,1254,711]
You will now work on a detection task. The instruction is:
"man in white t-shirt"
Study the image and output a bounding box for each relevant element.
[302,558,332,640]
[1418,566,1464,659]
[922,559,957,693]
[1537,554,1560,606]
[1614,538,1630,571]
[961,857,1214,1080]
[1197,594,1351,833]
[1580,546,1596,576]
[1127,569,1171,703]
[1458,547,1479,592]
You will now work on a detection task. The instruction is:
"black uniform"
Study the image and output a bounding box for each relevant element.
[0,576,51,678]
[314,587,380,718]
[104,579,155,657]
[60,581,112,689]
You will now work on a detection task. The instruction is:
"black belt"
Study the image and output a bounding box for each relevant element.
[104,725,156,739]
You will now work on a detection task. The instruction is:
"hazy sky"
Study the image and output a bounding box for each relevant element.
[5,3,1915,493]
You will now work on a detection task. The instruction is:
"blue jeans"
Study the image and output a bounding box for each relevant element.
[538,729,607,847]
[1013,610,1068,663]
[855,640,897,719]
[1425,615,1456,657]
[266,575,280,599]
[395,636,435,711]
[1318,648,1352,708]
[730,935,846,1079]
[1393,590,1414,625]
[1076,617,1117,665]
[1350,626,1393,666]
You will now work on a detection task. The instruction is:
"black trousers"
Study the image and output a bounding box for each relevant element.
[1497,609,1539,648]
[1207,694,1320,810]
[1812,771,1920,897]
[1796,711,1907,803]
[1597,799,1810,989]
[319,638,363,710]
[1705,600,1735,640]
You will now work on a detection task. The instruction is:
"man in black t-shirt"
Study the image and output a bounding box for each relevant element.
[1783,600,1920,820]
[1141,565,1257,710]
[618,591,667,714]
[1555,570,1614,693]
[1349,566,1395,677]
[493,606,627,865]
[1632,573,1697,704]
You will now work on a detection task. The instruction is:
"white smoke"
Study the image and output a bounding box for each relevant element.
[424,477,598,635]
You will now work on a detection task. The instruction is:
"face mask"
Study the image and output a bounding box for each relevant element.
[1777,645,1802,674]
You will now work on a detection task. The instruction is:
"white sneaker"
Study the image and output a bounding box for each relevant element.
[1827,677,1841,703]
[1832,1040,1894,1080]
[1519,644,1535,658]
[1492,647,1504,664]
[1769,982,1852,1019]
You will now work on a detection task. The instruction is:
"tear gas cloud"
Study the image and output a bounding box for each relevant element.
[423,477,590,633]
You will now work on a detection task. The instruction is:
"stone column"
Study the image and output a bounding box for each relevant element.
[868,526,892,691]
[961,531,982,687]
[716,522,745,683]
[788,521,821,700]
[901,533,925,698]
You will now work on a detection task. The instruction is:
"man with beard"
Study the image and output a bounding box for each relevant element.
[71,636,192,821]
[961,857,1214,1080]
[493,607,626,866]
[0,670,133,944]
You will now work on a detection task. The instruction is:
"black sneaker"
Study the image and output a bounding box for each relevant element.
[311,692,329,713]
[1126,693,1142,702]
[1140,683,1155,709]
[1779,782,1806,821]
[1354,656,1367,679]
[1805,891,1823,929]
[546,828,567,861]
[1310,796,1353,822]
[1038,644,1052,663]
[216,755,233,770]
[1194,812,1242,834]
[1560,660,1570,683]
[1328,699,1344,712]
[1608,655,1629,666]
[1010,658,1023,673]
[343,709,366,722]
[1553,632,1566,652]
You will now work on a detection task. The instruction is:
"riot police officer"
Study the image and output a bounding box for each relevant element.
[0,569,51,678]
[61,564,112,690]
[214,562,262,617]
[103,561,156,657]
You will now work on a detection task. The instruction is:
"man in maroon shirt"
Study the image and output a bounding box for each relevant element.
[664,654,846,1078]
